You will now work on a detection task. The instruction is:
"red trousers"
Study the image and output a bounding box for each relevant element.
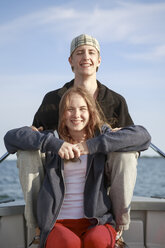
[46,218,116,248]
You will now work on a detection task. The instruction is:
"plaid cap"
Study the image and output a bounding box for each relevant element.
[70,34,100,55]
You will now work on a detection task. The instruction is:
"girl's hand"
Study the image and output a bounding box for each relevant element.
[58,142,81,160]
[75,141,89,155]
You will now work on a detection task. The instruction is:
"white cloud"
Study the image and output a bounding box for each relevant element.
[0,73,69,86]
[0,1,165,46]
[124,44,165,60]
[1,74,71,99]
[154,44,165,57]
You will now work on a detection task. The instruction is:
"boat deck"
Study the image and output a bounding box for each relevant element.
[0,196,165,248]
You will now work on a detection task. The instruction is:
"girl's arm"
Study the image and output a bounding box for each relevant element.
[4,126,64,154]
[86,125,151,154]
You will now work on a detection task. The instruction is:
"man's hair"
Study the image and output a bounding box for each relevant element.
[70,34,100,56]
[58,87,106,143]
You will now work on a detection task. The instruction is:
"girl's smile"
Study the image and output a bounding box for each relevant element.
[65,93,89,138]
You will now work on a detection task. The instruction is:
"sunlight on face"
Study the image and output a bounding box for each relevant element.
[69,45,101,75]
[65,93,90,136]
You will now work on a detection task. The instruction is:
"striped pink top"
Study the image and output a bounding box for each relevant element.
[57,155,87,220]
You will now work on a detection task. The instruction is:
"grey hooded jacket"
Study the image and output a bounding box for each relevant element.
[4,125,151,248]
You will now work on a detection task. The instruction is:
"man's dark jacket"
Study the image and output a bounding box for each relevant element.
[33,80,133,129]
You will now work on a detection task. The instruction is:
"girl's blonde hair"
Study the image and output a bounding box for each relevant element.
[58,87,107,143]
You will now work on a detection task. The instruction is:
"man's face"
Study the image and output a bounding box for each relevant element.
[68,45,101,77]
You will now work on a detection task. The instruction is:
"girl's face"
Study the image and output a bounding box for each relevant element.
[65,93,90,135]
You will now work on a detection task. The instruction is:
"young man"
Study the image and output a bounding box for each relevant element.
[17,34,138,248]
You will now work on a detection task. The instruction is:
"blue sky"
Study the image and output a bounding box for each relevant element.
[0,0,165,158]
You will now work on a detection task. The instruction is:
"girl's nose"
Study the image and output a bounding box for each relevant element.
[74,109,80,117]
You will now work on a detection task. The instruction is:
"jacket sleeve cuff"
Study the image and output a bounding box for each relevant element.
[86,136,106,154]
[42,135,64,153]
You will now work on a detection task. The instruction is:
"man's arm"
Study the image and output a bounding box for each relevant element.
[32,91,61,130]
[97,83,134,128]
[32,81,73,130]
[116,97,134,127]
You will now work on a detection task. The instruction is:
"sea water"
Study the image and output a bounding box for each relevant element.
[0,157,165,202]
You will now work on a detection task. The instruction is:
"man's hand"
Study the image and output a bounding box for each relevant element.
[58,142,81,160]
[111,127,121,132]
[30,126,44,132]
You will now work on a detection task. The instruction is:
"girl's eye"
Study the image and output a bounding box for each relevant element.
[80,108,88,111]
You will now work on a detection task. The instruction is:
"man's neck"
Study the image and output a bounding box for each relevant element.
[73,75,98,98]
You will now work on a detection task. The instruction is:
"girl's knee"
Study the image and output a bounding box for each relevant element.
[46,224,81,248]
[83,225,116,248]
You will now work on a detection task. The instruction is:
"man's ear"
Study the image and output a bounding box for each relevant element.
[68,56,72,65]
[68,56,74,72]
[98,56,101,67]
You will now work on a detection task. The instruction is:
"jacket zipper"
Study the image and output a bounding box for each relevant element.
[84,155,99,225]
[43,162,66,247]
